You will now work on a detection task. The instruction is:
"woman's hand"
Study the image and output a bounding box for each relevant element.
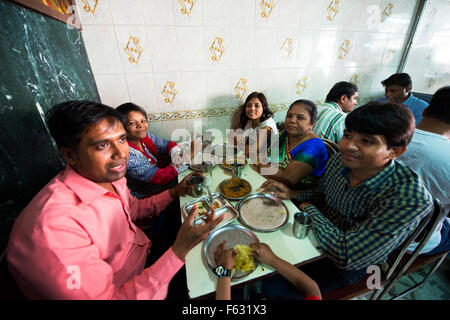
[214,241,236,270]
[257,179,299,200]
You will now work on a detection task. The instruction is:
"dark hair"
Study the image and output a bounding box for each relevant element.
[287,99,317,124]
[239,92,273,128]
[325,81,359,103]
[46,100,124,150]
[116,102,148,127]
[423,86,450,124]
[381,73,412,88]
[345,101,415,149]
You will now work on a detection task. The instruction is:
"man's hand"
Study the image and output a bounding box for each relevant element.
[299,202,313,211]
[257,179,299,200]
[169,172,203,199]
[172,205,225,261]
[214,241,236,270]
[250,243,278,266]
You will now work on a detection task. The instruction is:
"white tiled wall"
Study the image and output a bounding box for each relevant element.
[403,0,450,94]
[76,0,428,140]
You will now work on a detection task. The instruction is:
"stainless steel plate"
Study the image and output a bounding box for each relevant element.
[202,225,260,280]
[218,178,252,201]
[237,193,289,232]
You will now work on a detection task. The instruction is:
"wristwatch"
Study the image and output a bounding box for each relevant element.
[214,265,232,278]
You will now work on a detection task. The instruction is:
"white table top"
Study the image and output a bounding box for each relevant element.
[178,163,323,299]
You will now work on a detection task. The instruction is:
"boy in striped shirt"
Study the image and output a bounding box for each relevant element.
[313,81,359,144]
[259,102,433,299]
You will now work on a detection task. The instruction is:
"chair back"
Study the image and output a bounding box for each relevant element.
[321,138,340,159]
[371,198,446,299]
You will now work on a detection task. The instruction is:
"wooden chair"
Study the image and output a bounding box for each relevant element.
[323,198,446,300]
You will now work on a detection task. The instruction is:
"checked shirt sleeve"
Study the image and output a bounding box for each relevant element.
[304,181,433,270]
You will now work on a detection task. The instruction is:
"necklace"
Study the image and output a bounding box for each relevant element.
[287,131,311,150]
[285,131,311,163]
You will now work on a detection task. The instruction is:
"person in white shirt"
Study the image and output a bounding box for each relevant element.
[230,92,278,162]
[397,86,450,255]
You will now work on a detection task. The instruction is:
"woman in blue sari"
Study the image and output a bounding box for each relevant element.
[259,100,328,188]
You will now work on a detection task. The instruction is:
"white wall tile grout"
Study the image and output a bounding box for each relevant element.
[76,0,450,139]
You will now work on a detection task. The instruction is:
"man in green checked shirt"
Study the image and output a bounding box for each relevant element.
[259,101,433,299]
[312,81,359,144]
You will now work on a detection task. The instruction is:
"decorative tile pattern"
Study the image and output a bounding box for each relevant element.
[144,96,376,123]
[381,2,394,23]
[234,78,248,99]
[75,0,450,138]
[210,36,225,62]
[280,38,293,60]
[338,40,351,60]
[260,0,275,19]
[326,0,340,22]
[296,77,308,96]
[349,74,360,86]
[80,0,98,14]
[177,0,196,16]
[124,36,143,63]
[161,81,177,103]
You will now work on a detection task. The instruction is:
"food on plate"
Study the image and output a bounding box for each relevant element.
[222,178,251,198]
[233,244,256,273]
[240,197,287,230]
[196,201,209,216]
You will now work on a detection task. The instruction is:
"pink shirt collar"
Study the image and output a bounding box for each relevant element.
[61,165,127,205]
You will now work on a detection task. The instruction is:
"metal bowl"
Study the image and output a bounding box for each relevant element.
[237,193,289,232]
[218,178,252,201]
[202,225,260,280]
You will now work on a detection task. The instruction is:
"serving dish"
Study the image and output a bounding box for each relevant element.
[237,193,289,232]
[202,225,260,280]
[182,193,237,229]
[218,178,252,201]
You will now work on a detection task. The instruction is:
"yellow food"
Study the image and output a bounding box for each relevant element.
[233,244,256,272]
[222,178,251,198]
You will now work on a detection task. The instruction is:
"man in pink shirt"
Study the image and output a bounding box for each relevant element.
[7,101,224,300]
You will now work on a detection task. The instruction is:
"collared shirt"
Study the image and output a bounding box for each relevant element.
[7,165,184,300]
[398,129,450,253]
[378,94,429,126]
[313,102,347,144]
[298,153,433,270]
